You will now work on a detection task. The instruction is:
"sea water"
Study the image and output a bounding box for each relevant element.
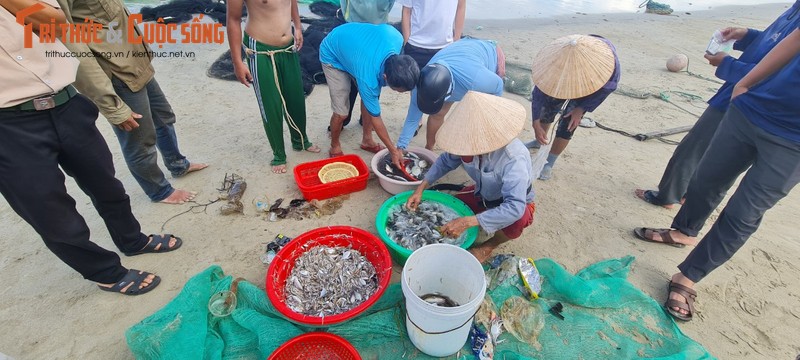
[124,0,776,20]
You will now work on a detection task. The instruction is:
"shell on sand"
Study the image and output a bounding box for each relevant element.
[666,54,688,72]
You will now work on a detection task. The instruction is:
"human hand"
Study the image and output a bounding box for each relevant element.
[720,27,748,42]
[704,52,728,67]
[405,189,423,212]
[441,216,478,238]
[731,84,748,100]
[390,148,404,171]
[116,112,142,132]
[566,107,585,132]
[294,31,303,51]
[533,120,549,145]
[233,60,253,87]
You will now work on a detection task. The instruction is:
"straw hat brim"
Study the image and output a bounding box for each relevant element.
[435,92,526,156]
[532,34,615,99]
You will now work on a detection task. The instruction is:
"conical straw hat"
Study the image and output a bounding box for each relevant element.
[436,91,526,156]
[532,34,615,99]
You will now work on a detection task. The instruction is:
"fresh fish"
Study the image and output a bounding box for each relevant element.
[284,245,378,316]
[385,201,465,250]
[377,151,431,182]
[421,293,459,307]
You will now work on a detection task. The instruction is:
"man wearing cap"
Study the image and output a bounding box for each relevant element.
[57,0,208,204]
[406,92,534,263]
[320,22,419,167]
[0,0,181,295]
[524,34,620,181]
[396,38,506,151]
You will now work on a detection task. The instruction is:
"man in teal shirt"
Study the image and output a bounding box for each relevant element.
[320,22,419,167]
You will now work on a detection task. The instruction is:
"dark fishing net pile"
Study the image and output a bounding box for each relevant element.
[385,201,465,251]
[284,246,378,316]
[139,0,233,25]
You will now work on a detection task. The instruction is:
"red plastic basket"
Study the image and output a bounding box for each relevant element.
[293,154,369,201]
[268,332,361,360]
[266,226,392,326]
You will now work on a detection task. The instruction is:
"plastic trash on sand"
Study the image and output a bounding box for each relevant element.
[518,258,542,299]
[500,296,545,344]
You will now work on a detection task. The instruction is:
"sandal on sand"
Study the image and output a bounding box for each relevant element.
[359,143,385,154]
[124,234,183,256]
[98,269,161,296]
[665,281,696,322]
[633,227,686,248]
[635,189,674,209]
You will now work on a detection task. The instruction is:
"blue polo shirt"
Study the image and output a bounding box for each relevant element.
[397,39,502,149]
[319,23,403,117]
[733,26,800,143]
[707,1,800,111]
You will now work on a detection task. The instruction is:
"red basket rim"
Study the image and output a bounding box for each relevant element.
[268,332,361,360]
[266,226,392,326]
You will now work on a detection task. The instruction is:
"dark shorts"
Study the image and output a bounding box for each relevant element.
[536,96,579,140]
[456,185,535,239]
[403,43,441,69]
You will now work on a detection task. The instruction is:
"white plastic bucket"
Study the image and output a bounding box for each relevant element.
[401,244,487,357]
[371,146,438,195]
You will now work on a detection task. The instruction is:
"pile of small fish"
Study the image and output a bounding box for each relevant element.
[386,201,464,251]
[284,245,378,316]
[378,152,430,182]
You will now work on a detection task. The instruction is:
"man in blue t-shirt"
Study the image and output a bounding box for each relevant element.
[319,22,419,167]
[635,1,800,208]
[633,27,800,323]
[396,38,505,151]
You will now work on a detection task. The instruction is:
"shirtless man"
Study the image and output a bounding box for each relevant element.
[227,0,320,174]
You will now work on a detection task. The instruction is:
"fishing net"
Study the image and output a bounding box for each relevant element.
[127,256,713,359]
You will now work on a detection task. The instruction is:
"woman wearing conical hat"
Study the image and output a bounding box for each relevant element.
[406,92,535,263]
[524,34,621,180]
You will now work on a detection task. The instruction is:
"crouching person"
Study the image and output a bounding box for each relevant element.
[406,92,535,263]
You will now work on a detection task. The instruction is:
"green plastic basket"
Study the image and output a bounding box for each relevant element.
[375,190,478,265]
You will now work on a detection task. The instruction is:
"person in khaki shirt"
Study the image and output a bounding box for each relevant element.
[57,0,207,204]
[0,0,185,296]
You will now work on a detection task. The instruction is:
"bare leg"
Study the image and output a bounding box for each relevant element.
[468,231,512,263]
[329,112,347,155]
[360,102,380,148]
[425,102,453,150]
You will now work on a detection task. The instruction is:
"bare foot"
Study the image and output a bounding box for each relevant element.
[329,146,344,158]
[98,271,157,292]
[297,145,321,153]
[646,229,697,246]
[634,189,674,209]
[159,189,197,204]
[185,162,208,175]
[272,164,287,174]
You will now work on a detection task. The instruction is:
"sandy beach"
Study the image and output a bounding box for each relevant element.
[1,3,799,359]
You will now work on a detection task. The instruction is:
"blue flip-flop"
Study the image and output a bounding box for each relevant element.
[124,234,182,256]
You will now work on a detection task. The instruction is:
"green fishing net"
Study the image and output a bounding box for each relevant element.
[126,256,713,359]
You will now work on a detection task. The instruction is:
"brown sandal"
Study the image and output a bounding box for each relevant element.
[665,281,697,322]
[633,227,686,248]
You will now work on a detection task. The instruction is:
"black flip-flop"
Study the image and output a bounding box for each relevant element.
[98,269,161,296]
[124,234,183,256]
[633,227,686,248]
[636,190,675,209]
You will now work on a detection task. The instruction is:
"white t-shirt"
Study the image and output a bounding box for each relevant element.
[398,0,460,49]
